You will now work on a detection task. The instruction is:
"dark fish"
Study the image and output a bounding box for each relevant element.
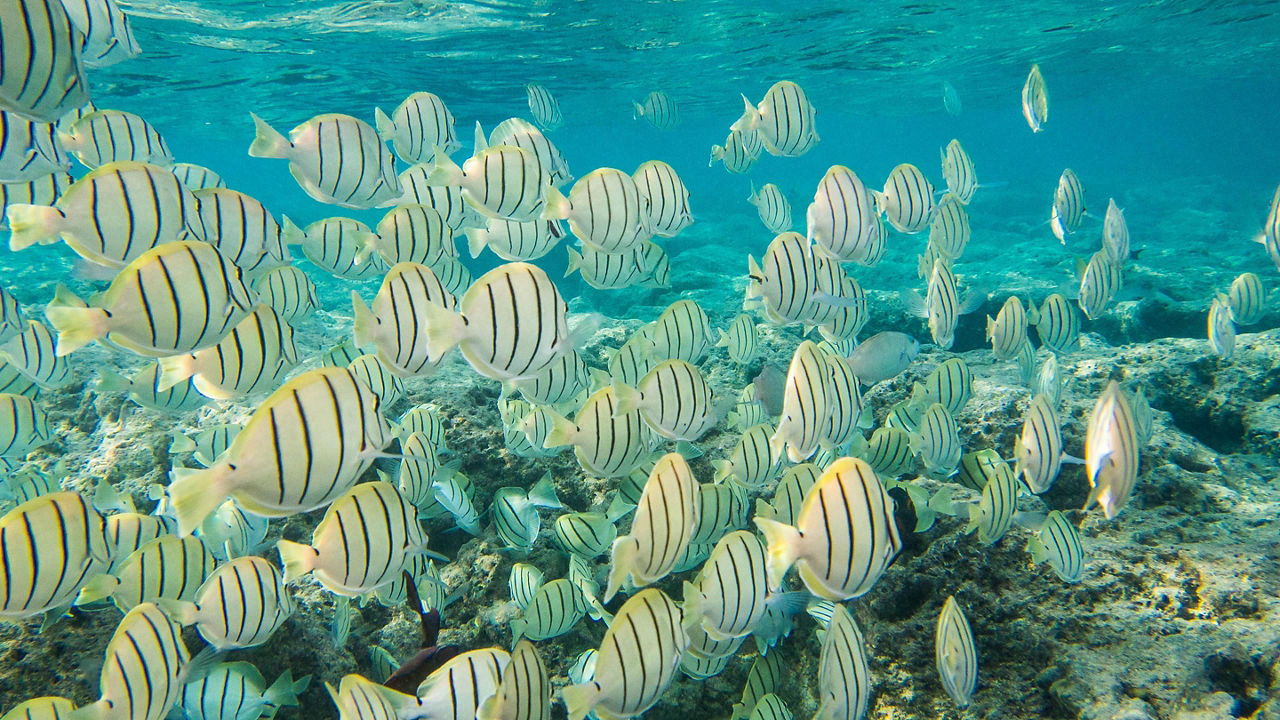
[383,572,460,694]
[752,364,786,416]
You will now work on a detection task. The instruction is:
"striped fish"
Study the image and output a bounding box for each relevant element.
[746,232,830,327]
[0,491,110,618]
[179,662,306,720]
[193,187,292,276]
[966,462,1018,545]
[1036,352,1063,408]
[0,171,71,231]
[551,512,617,559]
[0,696,74,719]
[717,314,758,365]
[98,362,208,413]
[691,481,748,547]
[0,391,50,457]
[909,358,972,416]
[730,651,783,720]
[1084,381,1141,519]
[432,472,482,535]
[1209,294,1236,358]
[156,304,298,399]
[604,453,698,602]
[709,128,760,174]
[327,674,421,720]
[0,111,68,182]
[1033,293,1079,353]
[388,164,469,229]
[104,512,166,572]
[879,163,934,234]
[951,449,1007,492]
[197,499,269,562]
[748,182,792,233]
[555,168,653,254]
[883,400,922,433]
[166,366,392,535]
[493,475,561,553]
[428,255,473,296]
[629,239,668,288]
[911,402,962,477]
[248,113,401,209]
[1102,198,1129,263]
[819,348,866,452]
[748,694,791,720]
[1015,394,1067,494]
[633,91,679,130]
[394,431,448,508]
[1021,64,1049,132]
[0,320,70,388]
[348,355,403,406]
[7,161,204,267]
[76,534,215,612]
[544,386,653,478]
[398,403,448,448]
[754,462,819,526]
[431,135,553,223]
[924,257,960,349]
[1078,250,1121,319]
[77,603,189,720]
[935,596,978,708]
[415,648,510,720]
[469,216,564,263]
[295,216,386,281]
[478,641,550,720]
[59,109,172,168]
[0,286,24,342]
[509,563,544,610]
[1028,510,1084,583]
[252,265,319,322]
[613,359,715,441]
[815,604,871,720]
[171,162,225,191]
[499,395,542,458]
[374,91,460,164]
[525,84,563,132]
[0,359,37,398]
[278,480,428,596]
[1227,272,1265,325]
[770,340,832,463]
[167,555,293,649]
[1051,168,1086,242]
[1131,387,1155,449]
[755,457,901,600]
[852,426,915,478]
[61,0,140,67]
[644,299,711,365]
[562,588,688,720]
[807,254,854,331]
[732,81,818,157]
[606,335,655,399]
[511,578,586,642]
[1265,186,1280,271]
[684,618,743,659]
[421,262,569,381]
[714,423,777,490]
[510,349,594,409]
[987,296,1028,360]
[633,160,691,237]
[682,530,771,640]
[46,240,255,357]
[928,194,970,259]
[352,262,457,378]
[0,0,90,122]
[491,117,572,188]
[680,645,735,680]
[940,138,977,205]
[806,165,879,264]
[565,243,648,290]
[373,204,456,268]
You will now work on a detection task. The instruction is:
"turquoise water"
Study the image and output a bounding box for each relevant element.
[2,2,1280,719]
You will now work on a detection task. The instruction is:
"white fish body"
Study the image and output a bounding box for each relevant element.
[0,111,69,182]
[1021,64,1048,132]
[910,403,962,477]
[1102,198,1129,263]
[604,453,698,602]
[252,266,318,322]
[557,168,653,254]
[431,139,553,223]
[59,109,172,168]
[1027,510,1084,582]
[1084,381,1141,519]
[940,139,977,204]
[0,491,110,619]
[77,603,190,720]
[924,258,960,349]
[634,160,691,237]
[732,81,818,157]
[179,662,306,720]
[770,341,832,463]
[709,128,760,174]
[717,314,759,365]
[613,359,716,441]
[748,182,791,233]
[0,0,90,122]
[61,0,141,68]
[813,604,871,720]
[193,187,292,276]
[1208,294,1236,359]
[1015,394,1066,493]
[1078,250,1121,319]
[879,163,934,234]
[156,304,298,399]
[167,555,293,650]
[936,596,978,708]
[415,648,510,720]
[806,165,879,263]
[249,113,401,209]
[374,91,460,164]
[353,262,458,378]
[986,296,1029,360]
[510,578,586,642]
[477,641,550,720]
[543,387,654,478]
[491,117,571,187]
[525,84,563,132]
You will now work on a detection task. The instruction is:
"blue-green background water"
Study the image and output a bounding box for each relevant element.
[24,0,1274,339]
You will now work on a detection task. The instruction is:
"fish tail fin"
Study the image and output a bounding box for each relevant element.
[44,301,108,356]
[155,354,197,392]
[708,145,724,166]
[712,459,734,484]
[561,682,602,720]
[155,598,200,626]
[610,380,643,417]
[985,315,995,340]
[753,516,802,591]
[418,301,466,362]
[280,215,305,246]
[169,431,197,454]
[564,246,583,278]
[963,502,982,534]
[351,291,379,349]
[5,204,64,250]
[543,185,570,221]
[527,472,561,509]
[603,536,638,603]
[509,618,526,646]
[1026,534,1049,564]
[747,180,758,203]
[632,102,644,120]
[96,369,132,394]
[465,227,488,259]
[680,580,704,632]
[276,539,321,583]
[74,573,120,606]
[168,464,233,537]
[373,107,395,139]
[753,497,777,521]
[427,148,465,186]
[730,94,758,134]
[248,113,291,158]
[265,669,308,709]
[541,408,577,449]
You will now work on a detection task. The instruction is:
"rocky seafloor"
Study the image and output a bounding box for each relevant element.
[0,232,1278,720]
